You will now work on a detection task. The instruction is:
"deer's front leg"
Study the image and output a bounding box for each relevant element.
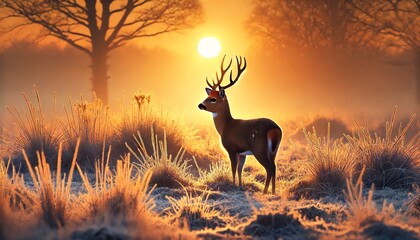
[228,151,238,185]
[237,155,246,187]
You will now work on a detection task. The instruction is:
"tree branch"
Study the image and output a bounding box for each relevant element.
[0,0,202,54]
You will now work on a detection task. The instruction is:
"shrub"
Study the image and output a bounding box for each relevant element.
[127,129,194,188]
[346,109,420,189]
[292,123,356,198]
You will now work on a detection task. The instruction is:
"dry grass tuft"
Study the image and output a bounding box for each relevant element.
[405,185,420,216]
[5,86,61,170]
[149,164,190,189]
[345,167,391,227]
[360,149,419,189]
[167,188,226,231]
[197,161,262,192]
[292,123,356,198]
[192,128,224,169]
[61,96,111,170]
[115,92,190,158]
[77,150,155,219]
[0,159,35,212]
[344,167,420,239]
[0,127,6,158]
[0,160,12,239]
[115,91,220,169]
[198,161,231,187]
[127,129,193,188]
[0,158,36,239]
[23,140,80,228]
[346,109,420,190]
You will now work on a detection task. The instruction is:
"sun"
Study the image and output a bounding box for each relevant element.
[197,37,221,59]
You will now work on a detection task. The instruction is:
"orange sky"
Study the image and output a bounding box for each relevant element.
[0,0,417,130]
[112,0,266,126]
[0,1,254,125]
[139,0,253,56]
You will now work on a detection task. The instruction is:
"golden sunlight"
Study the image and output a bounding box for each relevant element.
[197,37,221,58]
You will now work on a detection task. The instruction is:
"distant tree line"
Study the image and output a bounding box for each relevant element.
[248,0,419,105]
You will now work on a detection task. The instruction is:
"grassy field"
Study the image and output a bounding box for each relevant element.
[0,89,419,239]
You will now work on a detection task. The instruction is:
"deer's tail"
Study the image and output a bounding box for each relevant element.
[267,128,282,159]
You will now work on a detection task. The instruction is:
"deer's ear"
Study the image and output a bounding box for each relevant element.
[219,87,225,99]
[205,88,212,95]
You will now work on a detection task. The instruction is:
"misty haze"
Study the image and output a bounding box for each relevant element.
[0,1,418,239]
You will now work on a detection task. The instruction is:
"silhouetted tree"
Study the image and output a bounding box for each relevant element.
[348,0,420,105]
[0,0,202,104]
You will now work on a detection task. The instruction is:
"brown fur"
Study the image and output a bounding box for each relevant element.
[199,89,282,194]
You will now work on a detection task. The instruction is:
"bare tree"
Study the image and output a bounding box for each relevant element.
[348,0,420,104]
[0,0,202,104]
[247,0,369,51]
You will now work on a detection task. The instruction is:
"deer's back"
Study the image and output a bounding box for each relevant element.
[221,118,281,153]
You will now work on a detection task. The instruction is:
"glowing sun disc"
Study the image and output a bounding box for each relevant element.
[197,37,221,58]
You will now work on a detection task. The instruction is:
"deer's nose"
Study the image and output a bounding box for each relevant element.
[198,103,206,110]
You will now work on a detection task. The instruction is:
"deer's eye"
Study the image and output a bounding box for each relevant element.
[210,98,217,103]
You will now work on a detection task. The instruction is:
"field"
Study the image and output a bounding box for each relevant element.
[0,90,419,240]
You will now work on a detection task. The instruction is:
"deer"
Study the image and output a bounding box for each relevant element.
[198,55,282,194]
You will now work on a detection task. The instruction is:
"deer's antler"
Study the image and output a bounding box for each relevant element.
[206,55,247,90]
[206,55,233,90]
[221,56,247,89]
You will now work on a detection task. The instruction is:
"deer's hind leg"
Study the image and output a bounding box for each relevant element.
[271,161,276,194]
[262,163,275,194]
[254,150,275,194]
[267,128,281,194]
[268,148,279,194]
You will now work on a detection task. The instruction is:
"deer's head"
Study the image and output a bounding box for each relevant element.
[198,55,246,113]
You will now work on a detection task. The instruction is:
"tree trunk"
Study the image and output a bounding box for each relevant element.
[90,47,109,105]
